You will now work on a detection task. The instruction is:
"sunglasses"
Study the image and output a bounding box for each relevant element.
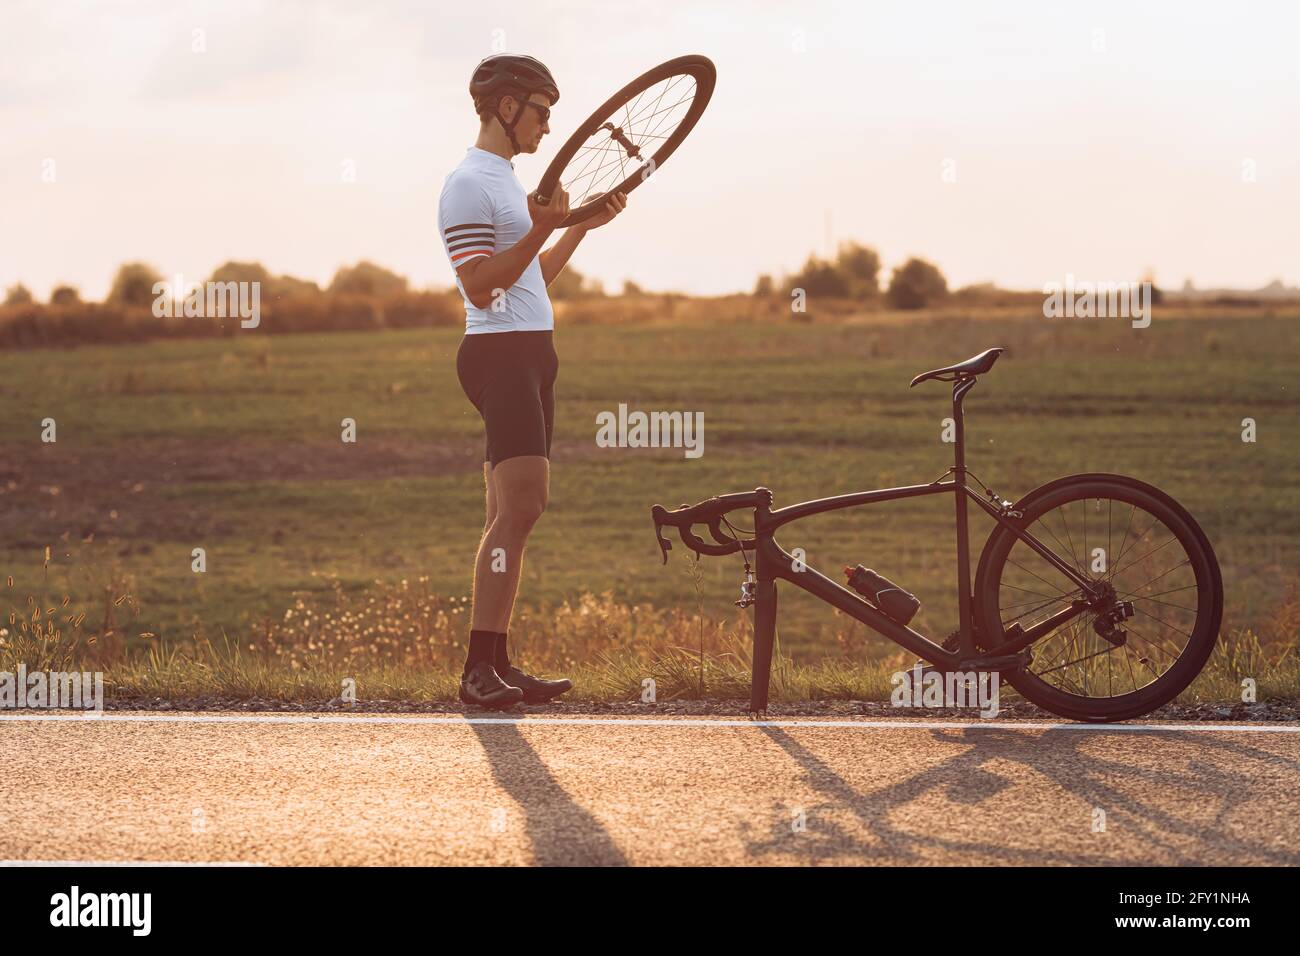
[519,100,551,123]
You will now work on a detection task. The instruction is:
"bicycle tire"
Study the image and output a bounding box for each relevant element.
[973,474,1223,722]
[536,54,716,227]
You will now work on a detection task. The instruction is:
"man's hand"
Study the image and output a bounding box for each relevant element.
[529,185,570,232]
[580,191,627,231]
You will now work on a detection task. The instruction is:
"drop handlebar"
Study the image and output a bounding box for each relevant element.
[650,487,770,563]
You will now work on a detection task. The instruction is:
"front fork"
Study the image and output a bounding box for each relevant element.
[750,535,780,713]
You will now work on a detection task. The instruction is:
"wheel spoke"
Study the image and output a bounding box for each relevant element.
[1056,500,1085,576]
[999,581,1069,603]
[1113,560,1192,602]
[1122,621,1184,666]
[1032,515,1084,577]
[1133,606,1192,641]
[1108,513,1163,579]
[1034,644,1118,677]
[1109,534,1179,583]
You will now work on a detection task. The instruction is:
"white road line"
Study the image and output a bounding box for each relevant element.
[0,713,1296,733]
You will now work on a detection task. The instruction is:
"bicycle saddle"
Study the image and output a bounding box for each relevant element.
[909,347,1005,387]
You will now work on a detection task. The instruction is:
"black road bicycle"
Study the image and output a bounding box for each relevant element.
[651,348,1223,722]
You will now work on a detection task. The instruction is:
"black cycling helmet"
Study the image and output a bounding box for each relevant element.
[469,54,559,153]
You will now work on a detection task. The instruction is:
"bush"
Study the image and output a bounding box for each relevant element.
[835,242,881,299]
[4,283,34,306]
[548,264,604,301]
[779,243,881,303]
[329,261,408,297]
[209,261,272,286]
[381,291,464,329]
[886,257,949,309]
[324,294,383,331]
[50,285,82,306]
[107,262,165,309]
[268,275,322,299]
[211,262,322,301]
[786,255,851,298]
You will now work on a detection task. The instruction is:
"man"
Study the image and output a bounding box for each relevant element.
[439,54,627,708]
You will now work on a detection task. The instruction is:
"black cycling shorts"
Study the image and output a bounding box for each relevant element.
[456,330,559,466]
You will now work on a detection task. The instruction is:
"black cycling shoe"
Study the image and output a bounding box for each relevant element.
[500,665,572,703]
[459,661,525,709]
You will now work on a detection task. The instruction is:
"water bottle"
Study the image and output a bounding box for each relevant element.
[843,565,921,626]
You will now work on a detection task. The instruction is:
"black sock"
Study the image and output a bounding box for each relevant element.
[464,630,498,677]
[494,632,511,673]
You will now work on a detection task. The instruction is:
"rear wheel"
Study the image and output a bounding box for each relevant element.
[974,474,1222,722]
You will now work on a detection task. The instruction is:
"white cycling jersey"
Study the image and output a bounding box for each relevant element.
[438,146,554,334]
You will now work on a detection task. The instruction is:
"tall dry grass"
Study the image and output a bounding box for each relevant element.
[4,563,1297,705]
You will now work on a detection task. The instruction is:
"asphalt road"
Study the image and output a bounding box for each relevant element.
[3,713,1298,866]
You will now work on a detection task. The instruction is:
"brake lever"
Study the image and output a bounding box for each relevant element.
[651,507,673,565]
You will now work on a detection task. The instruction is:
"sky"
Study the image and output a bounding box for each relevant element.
[2,0,1298,300]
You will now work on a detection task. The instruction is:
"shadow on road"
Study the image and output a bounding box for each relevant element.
[745,725,1300,865]
[468,721,627,866]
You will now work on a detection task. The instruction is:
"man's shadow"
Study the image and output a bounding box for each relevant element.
[469,720,627,866]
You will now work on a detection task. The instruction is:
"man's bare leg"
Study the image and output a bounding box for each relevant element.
[471,455,548,632]
[461,455,571,704]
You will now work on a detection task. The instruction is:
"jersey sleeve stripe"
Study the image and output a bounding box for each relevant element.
[448,238,495,252]
[444,225,495,240]
[451,249,491,262]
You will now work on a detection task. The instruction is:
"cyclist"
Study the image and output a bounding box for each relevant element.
[440,54,627,708]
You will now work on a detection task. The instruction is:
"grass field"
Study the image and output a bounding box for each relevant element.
[3,305,1297,679]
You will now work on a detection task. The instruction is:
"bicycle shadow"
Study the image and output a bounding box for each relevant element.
[467,720,628,866]
[742,723,1300,865]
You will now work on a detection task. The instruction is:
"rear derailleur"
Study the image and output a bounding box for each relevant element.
[1090,582,1135,646]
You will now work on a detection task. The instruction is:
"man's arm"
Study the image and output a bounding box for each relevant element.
[538,225,588,287]
[538,191,628,287]
[457,224,554,310]
[450,186,571,310]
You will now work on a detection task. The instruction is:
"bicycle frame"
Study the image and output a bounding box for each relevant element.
[743,377,1098,711]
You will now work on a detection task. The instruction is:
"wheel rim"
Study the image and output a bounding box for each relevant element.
[994,491,1210,702]
[537,56,715,225]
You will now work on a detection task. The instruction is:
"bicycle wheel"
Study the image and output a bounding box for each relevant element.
[535,54,716,227]
[973,474,1222,722]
